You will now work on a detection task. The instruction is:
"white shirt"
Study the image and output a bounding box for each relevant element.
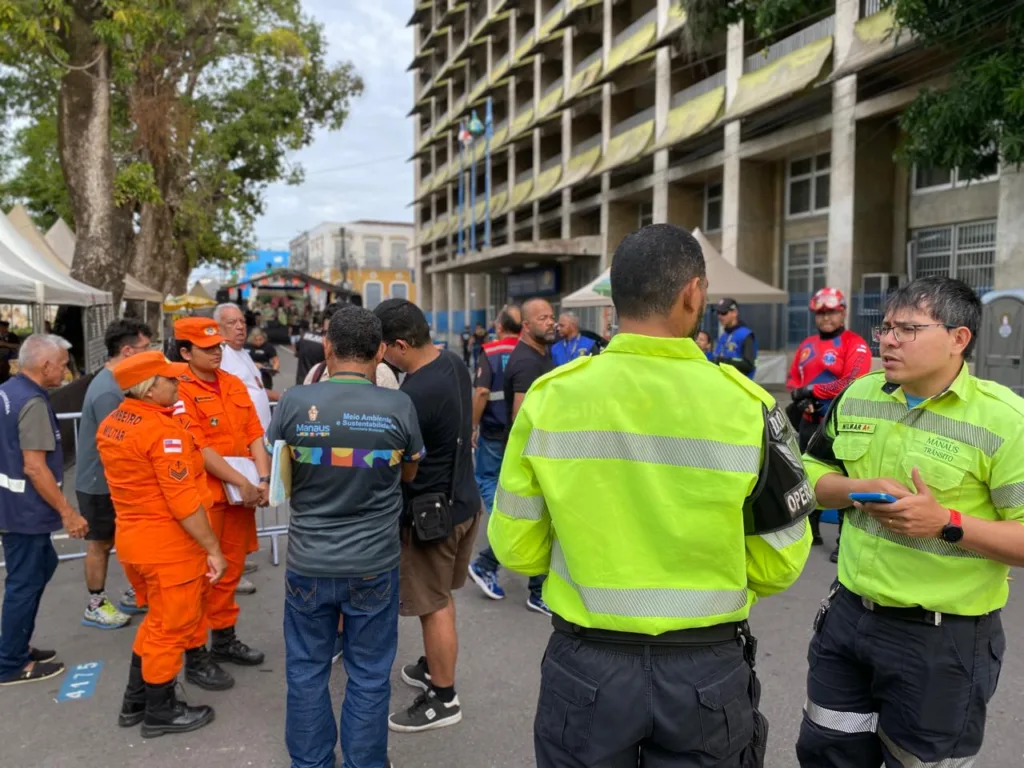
[220,344,273,431]
[303,361,399,389]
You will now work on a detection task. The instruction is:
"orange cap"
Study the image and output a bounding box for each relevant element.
[174,317,225,348]
[113,351,181,390]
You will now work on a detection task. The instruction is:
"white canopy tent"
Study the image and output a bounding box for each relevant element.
[41,215,163,303]
[562,228,788,308]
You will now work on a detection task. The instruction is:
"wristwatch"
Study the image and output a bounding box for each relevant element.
[259,475,270,485]
[940,509,964,543]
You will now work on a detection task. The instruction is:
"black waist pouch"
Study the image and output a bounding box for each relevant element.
[406,492,453,544]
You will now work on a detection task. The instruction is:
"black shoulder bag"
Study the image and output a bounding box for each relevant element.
[407,355,464,544]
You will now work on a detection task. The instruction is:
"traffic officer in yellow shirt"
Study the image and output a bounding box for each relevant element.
[488,224,814,767]
[797,276,1024,767]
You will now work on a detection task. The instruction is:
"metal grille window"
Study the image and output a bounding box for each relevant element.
[704,182,722,232]
[912,157,999,193]
[785,239,828,344]
[364,281,383,310]
[391,241,408,269]
[389,282,409,300]
[364,240,382,268]
[912,221,997,293]
[787,153,830,217]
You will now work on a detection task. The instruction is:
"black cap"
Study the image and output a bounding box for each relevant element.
[716,298,738,314]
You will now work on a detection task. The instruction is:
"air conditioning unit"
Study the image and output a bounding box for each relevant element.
[859,273,905,316]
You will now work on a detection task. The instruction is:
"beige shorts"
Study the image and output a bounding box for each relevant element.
[399,513,481,617]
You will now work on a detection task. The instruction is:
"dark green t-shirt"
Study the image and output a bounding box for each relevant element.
[267,376,425,578]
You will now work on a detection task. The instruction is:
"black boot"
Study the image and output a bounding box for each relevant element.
[141,680,215,738]
[211,626,264,666]
[810,510,823,546]
[185,646,235,691]
[118,653,146,727]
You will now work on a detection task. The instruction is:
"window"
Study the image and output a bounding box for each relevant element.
[638,202,653,228]
[911,220,996,293]
[912,158,999,193]
[364,281,383,310]
[785,239,828,344]
[364,240,382,268]
[391,240,408,269]
[787,152,830,217]
[704,181,723,232]
[390,281,409,300]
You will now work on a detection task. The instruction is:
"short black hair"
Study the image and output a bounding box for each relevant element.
[885,276,982,358]
[497,304,521,335]
[373,299,432,348]
[168,339,191,363]
[326,305,382,362]
[610,224,706,320]
[104,318,153,358]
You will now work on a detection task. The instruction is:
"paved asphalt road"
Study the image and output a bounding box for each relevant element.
[3,348,1023,767]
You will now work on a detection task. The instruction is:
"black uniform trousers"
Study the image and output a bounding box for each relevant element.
[535,630,760,768]
[796,585,1005,767]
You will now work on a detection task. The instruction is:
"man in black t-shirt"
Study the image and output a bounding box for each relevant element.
[502,298,556,440]
[294,307,334,385]
[374,299,480,735]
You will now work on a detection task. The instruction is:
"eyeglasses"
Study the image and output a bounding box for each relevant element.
[872,323,954,343]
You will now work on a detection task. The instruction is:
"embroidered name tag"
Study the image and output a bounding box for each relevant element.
[838,422,876,434]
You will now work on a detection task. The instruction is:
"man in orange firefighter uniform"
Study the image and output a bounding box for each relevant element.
[97,351,227,737]
[172,317,270,667]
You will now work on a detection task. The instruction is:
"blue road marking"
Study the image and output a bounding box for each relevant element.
[57,661,103,702]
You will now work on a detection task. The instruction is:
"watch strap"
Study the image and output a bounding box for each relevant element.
[948,509,962,527]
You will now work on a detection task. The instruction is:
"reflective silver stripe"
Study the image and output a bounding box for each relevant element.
[991,481,1024,510]
[488,391,504,401]
[524,429,760,474]
[842,398,1003,457]
[495,486,547,521]
[878,727,976,768]
[847,509,984,560]
[804,700,878,734]
[759,518,808,551]
[549,541,748,618]
[0,473,25,493]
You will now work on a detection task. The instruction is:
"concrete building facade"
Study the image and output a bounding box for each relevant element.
[408,0,1023,347]
[289,220,417,309]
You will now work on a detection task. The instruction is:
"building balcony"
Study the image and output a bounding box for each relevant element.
[744,15,835,73]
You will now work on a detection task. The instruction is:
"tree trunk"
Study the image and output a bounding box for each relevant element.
[132,202,190,295]
[57,12,127,309]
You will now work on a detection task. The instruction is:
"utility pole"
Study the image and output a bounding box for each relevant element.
[336,226,349,288]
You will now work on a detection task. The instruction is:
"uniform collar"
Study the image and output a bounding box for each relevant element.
[604,333,705,360]
[880,363,972,403]
[120,397,174,416]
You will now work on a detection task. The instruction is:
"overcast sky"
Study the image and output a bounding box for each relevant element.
[253,0,414,252]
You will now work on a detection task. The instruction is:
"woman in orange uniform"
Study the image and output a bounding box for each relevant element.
[96,351,227,738]
[171,317,270,667]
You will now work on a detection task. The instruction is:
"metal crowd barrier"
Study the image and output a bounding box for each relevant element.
[0,408,289,570]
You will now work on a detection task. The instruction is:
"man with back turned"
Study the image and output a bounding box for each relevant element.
[487,224,814,767]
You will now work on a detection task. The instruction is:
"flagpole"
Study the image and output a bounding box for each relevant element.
[485,97,493,249]
[457,122,465,256]
[470,136,477,253]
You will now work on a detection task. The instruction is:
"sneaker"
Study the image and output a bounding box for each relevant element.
[400,657,431,691]
[28,647,57,663]
[467,561,505,600]
[235,577,257,595]
[331,633,344,665]
[829,548,840,564]
[119,587,147,615]
[0,661,65,686]
[388,690,462,733]
[243,560,259,575]
[82,596,132,630]
[526,594,552,617]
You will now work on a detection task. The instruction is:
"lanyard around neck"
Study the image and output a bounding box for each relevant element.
[329,370,371,382]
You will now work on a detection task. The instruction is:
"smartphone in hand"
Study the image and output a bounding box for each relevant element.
[849,492,898,504]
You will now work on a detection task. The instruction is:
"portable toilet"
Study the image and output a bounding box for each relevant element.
[977,290,1024,395]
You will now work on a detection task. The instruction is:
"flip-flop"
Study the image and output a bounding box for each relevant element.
[29,648,57,663]
[0,661,65,686]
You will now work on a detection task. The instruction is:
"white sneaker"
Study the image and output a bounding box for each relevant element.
[82,596,131,630]
[235,577,257,595]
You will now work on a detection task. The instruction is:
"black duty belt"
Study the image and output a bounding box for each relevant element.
[552,614,743,648]
[841,585,984,627]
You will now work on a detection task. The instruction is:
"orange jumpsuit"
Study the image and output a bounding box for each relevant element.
[97,399,209,685]
[175,368,264,631]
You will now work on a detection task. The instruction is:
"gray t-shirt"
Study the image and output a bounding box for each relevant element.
[267,376,425,578]
[75,368,123,495]
[19,397,57,451]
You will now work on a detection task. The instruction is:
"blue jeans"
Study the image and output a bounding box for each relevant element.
[284,567,399,768]
[474,437,545,599]
[0,533,58,680]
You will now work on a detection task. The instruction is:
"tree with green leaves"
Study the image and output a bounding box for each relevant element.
[0,1,363,301]
[680,0,1019,178]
